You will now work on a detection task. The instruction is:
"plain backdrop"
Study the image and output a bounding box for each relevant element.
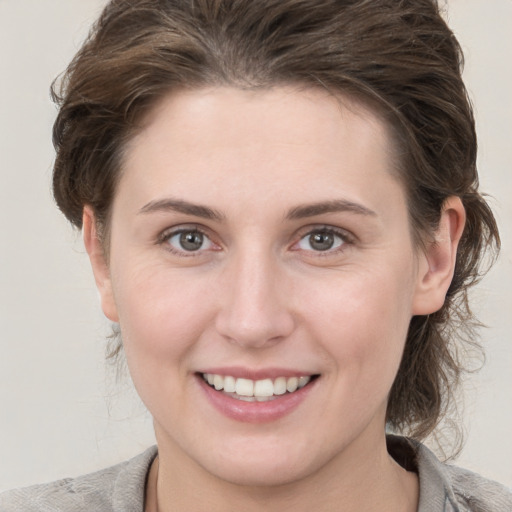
[0,0,511,490]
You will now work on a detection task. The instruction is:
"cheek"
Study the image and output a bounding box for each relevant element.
[109,264,218,418]
[302,266,415,382]
[110,262,215,368]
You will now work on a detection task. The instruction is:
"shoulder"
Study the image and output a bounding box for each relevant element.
[443,463,512,512]
[415,440,512,512]
[0,446,157,512]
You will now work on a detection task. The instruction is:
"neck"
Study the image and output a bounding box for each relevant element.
[148,428,418,512]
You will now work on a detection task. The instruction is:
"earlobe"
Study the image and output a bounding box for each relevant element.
[412,197,466,316]
[83,207,119,322]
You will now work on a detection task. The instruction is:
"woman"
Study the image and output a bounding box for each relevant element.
[1,0,510,510]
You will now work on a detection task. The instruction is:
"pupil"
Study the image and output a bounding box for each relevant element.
[310,232,334,251]
[180,231,203,251]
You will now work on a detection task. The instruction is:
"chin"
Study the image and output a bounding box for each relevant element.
[203,457,314,488]
[192,435,331,488]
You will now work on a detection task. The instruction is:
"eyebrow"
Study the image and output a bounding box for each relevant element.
[286,199,377,220]
[138,198,225,221]
[138,197,376,222]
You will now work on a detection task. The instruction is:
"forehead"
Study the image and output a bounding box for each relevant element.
[134,85,393,156]
[117,86,405,221]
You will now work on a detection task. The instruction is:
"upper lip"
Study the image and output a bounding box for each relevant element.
[196,367,317,380]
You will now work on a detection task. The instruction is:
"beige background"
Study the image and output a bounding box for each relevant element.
[0,0,510,490]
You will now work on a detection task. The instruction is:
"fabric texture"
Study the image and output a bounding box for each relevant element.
[1,438,511,511]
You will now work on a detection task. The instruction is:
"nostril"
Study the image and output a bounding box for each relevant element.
[215,314,295,349]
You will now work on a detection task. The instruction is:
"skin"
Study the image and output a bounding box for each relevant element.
[84,86,465,512]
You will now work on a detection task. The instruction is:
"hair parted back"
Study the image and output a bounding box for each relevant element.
[52,0,499,445]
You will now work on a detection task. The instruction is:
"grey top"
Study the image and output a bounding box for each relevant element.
[1,437,511,511]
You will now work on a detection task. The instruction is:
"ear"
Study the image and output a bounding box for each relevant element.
[82,206,119,322]
[412,196,466,315]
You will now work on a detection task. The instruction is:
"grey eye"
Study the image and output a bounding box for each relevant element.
[180,231,204,251]
[298,230,344,252]
[168,230,212,252]
[310,232,334,251]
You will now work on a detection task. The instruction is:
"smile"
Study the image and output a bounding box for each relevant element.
[202,373,314,402]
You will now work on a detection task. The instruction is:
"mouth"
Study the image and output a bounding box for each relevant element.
[200,373,318,402]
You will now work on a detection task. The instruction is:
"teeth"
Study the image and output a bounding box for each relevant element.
[274,377,287,395]
[202,373,312,398]
[223,375,236,393]
[298,376,310,388]
[213,374,224,391]
[235,378,254,396]
[286,377,298,393]
[254,378,274,397]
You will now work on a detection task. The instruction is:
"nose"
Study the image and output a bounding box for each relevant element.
[215,249,296,349]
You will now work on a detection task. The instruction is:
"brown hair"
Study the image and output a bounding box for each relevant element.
[52,0,499,443]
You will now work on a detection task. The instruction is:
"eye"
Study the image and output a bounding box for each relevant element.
[296,228,347,252]
[165,229,214,253]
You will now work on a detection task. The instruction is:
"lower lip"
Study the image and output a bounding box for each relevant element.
[197,375,317,423]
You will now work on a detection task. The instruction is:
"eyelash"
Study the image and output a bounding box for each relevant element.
[292,226,354,256]
[158,225,217,257]
[157,224,354,258]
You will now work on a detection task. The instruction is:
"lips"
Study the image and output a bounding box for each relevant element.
[202,373,312,401]
[197,370,318,422]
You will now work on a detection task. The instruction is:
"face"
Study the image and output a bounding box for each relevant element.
[88,86,445,487]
